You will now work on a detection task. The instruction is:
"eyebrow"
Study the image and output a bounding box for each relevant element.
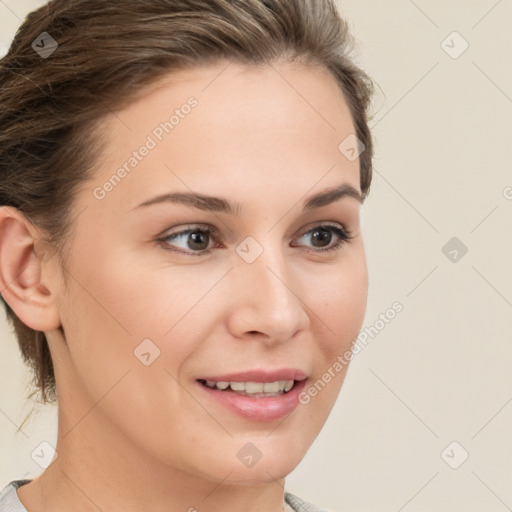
[131,183,363,215]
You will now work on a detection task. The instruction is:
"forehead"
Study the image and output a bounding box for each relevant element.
[84,60,360,214]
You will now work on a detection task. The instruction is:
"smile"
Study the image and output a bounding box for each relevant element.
[195,369,308,422]
[197,379,295,396]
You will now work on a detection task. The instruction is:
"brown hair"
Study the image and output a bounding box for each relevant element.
[0,0,374,407]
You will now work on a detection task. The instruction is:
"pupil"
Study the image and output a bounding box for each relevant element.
[312,228,331,247]
[189,231,208,250]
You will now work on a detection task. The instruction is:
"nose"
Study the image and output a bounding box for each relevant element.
[226,243,310,345]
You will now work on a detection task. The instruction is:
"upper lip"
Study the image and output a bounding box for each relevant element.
[197,368,307,383]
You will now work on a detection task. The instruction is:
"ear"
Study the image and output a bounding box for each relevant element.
[0,206,61,331]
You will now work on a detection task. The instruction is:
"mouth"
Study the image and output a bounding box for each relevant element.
[197,378,297,397]
[195,369,308,422]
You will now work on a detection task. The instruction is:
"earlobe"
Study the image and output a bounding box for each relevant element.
[0,206,61,332]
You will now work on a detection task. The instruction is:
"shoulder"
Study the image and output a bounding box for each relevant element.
[284,490,336,512]
[0,480,30,512]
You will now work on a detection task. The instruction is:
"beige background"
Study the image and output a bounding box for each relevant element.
[1,1,511,511]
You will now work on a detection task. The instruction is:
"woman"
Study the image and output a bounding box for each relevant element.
[0,0,374,510]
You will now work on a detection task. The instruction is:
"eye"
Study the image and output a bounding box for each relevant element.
[157,222,353,256]
[157,224,218,256]
[293,223,353,253]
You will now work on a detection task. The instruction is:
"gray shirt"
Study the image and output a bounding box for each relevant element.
[0,479,330,512]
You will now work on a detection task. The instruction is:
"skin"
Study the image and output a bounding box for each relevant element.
[0,59,368,512]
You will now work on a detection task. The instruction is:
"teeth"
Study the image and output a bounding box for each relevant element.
[284,380,294,392]
[262,382,279,393]
[203,379,295,394]
[246,382,264,393]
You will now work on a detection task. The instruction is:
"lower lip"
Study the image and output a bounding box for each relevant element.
[197,380,307,422]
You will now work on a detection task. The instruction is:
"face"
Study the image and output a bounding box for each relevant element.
[51,60,368,485]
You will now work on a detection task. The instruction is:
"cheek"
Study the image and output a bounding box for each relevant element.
[298,259,367,424]
[68,240,203,344]
[313,252,368,355]
[58,243,201,406]
[58,256,213,469]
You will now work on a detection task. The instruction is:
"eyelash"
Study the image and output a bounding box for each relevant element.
[157,222,354,257]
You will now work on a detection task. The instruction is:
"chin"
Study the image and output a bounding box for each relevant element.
[221,436,309,485]
[221,459,299,486]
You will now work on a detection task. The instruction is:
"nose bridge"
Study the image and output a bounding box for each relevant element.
[228,235,309,340]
